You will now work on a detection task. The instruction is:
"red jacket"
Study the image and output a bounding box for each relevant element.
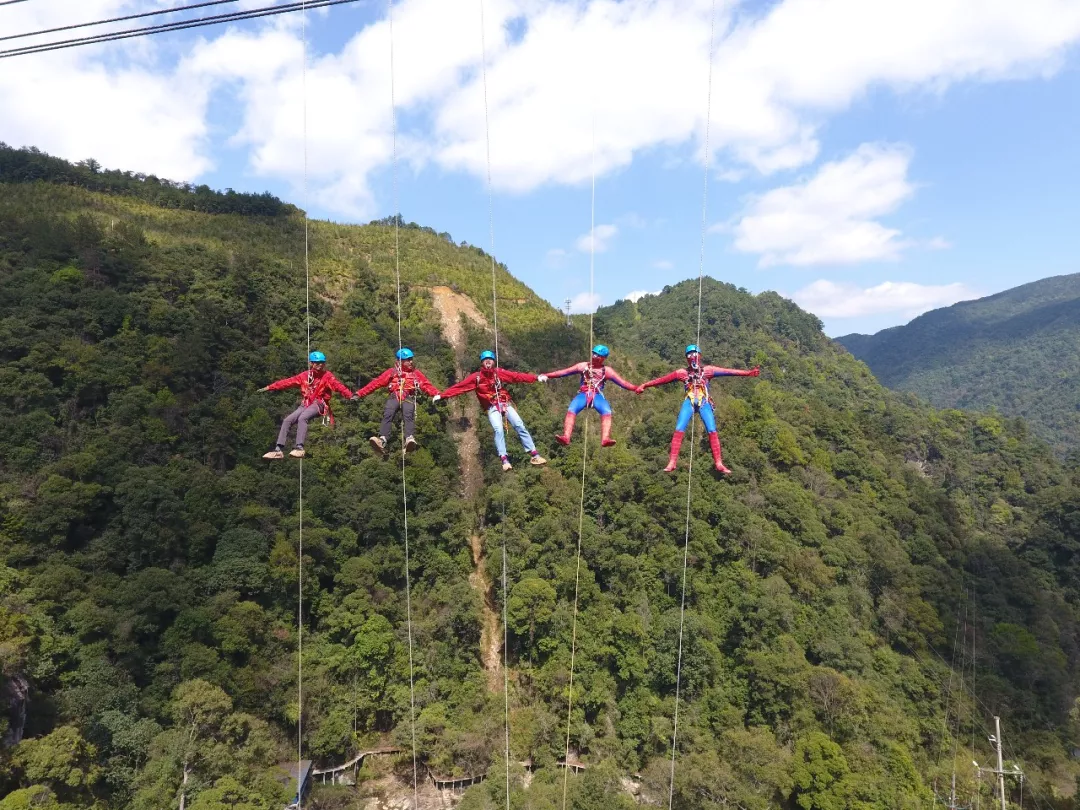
[355,365,440,401]
[266,368,354,422]
[641,364,759,404]
[440,367,537,410]
[545,360,637,395]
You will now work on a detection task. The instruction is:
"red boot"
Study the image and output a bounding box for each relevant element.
[556,411,575,446]
[709,432,731,474]
[600,415,616,447]
[664,431,684,472]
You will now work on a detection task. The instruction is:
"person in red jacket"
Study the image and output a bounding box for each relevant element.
[544,345,638,447]
[259,350,354,459]
[354,347,440,456]
[638,344,759,474]
[437,350,547,471]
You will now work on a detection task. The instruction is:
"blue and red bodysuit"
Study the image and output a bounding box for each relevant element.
[640,362,759,473]
[545,359,637,446]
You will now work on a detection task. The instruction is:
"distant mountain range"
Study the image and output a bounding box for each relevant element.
[836,273,1080,455]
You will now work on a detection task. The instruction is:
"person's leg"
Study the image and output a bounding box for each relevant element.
[504,405,536,454]
[665,400,695,472]
[293,402,324,448]
[594,393,615,446]
[699,402,729,473]
[487,406,509,459]
[277,406,304,447]
[379,396,400,440]
[557,393,588,445]
[402,400,418,451]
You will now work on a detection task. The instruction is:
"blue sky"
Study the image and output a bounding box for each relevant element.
[4,0,1080,336]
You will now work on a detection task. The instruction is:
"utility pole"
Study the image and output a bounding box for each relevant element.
[994,717,1006,810]
[564,298,572,326]
[975,716,1022,810]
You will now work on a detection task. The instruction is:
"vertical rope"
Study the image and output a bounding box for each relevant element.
[387,1,419,805]
[478,3,509,807]
[669,2,716,806]
[297,4,309,807]
[561,103,597,810]
[478,0,500,367]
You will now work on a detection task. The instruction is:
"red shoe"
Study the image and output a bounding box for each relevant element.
[664,431,684,472]
[715,461,731,475]
[599,415,616,447]
[708,434,730,475]
[556,412,575,446]
[555,434,571,446]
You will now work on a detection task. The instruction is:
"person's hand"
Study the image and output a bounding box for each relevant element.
[258,386,269,392]
[635,385,645,394]
[432,394,442,403]
[749,366,761,377]
[537,374,548,383]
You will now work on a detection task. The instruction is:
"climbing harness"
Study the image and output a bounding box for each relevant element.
[582,365,606,407]
[683,367,712,407]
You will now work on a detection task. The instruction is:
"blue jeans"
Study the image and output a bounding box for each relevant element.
[675,399,717,434]
[487,404,536,457]
[567,391,612,416]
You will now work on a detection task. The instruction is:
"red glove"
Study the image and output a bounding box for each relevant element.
[635,385,645,394]
[749,367,761,377]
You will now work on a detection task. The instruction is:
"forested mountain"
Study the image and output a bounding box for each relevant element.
[836,273,1080,456]
[3,147,1080,809]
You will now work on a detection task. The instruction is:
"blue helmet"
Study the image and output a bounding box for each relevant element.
[592,345,610,358]
[309,351,326,363]
[685,344,700,356]
[396,348,414,361]
[479,350,496,362]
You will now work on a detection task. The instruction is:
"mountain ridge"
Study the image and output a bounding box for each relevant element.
[837,272,1080,456]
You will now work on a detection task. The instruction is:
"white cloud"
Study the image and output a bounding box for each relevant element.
[624,289,661,302]
[569,291,603,314]
[5,0,1080,216]
[575,224,618,253]
[545,248,568,266]
[791,279,977,319]
[731,143,916,267]
[653,260,674,270]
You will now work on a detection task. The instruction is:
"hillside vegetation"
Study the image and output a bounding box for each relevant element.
[2,149,1080,809]
[836,273,1080,456]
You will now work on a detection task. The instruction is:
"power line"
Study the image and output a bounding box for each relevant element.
[0,0,364,59]
[0,0,239,43]
[0,0,32,7]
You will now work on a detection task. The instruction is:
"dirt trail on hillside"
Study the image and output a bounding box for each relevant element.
[428,286,502,691]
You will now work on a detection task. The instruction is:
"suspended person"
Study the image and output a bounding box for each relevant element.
[259,351,355,459]
[637,345,759,474]
[354,347,441,457]
[436,350,548,471]
[543,345,639,447]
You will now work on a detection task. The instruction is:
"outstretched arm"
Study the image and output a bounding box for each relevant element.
[543,362,587,379]
[640,369,684,390]
[327,373,355,400]
[355,368,394,399]
[603,366,639,391]
[264,372,305,392]
[414,370,441,398]
[439,374,479,400]
[705,365,760,378]
[497,369,539,385]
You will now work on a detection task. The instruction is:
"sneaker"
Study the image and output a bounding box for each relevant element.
[369,435,387,453]
[263,449,284,460]
[501,459,513,472]
[289,447,306,458]
[404,435,418,453]
[529,455,547,466]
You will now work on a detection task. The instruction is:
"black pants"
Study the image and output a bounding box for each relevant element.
[379,396,415,439]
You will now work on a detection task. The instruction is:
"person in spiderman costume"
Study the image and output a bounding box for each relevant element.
[354,347,441,457]
[543,345,639,447]
[259,350,354,459]
[436,350,548,471]
[637,344,759,474]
